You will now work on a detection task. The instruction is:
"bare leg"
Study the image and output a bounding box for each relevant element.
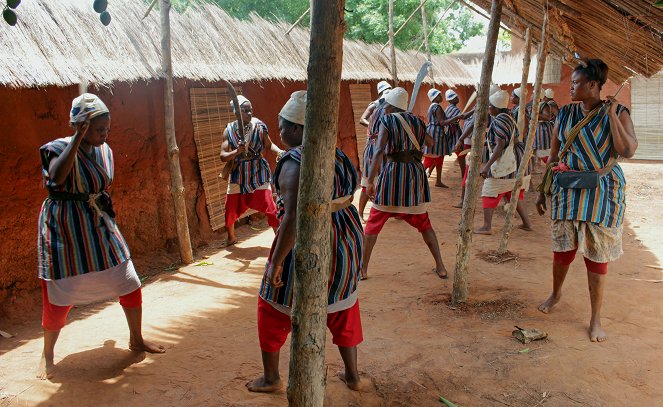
[515,200,533,231]
[538,261,571,313]
[453,186,465,208]
[37,329,60,379]
[358,189,369,222]
[361,234,379,280]
[474,207,494,235]
[336,346,361,391]
[421,228,447,279]
[457,155,466,179]
[247,350,283,392]
[434,161,448,188]
[123,307,165,353]
[226,223,237,245]
[587,271,607,342]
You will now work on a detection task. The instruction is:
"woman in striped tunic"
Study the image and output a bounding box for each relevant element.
[37,94,164,379]
[357,81,392,220]
[424,89,463,188]
[510,87,529,141]
[220,96,282,245]
[475,90,532,235]
[536,59,637,342]
[363,88,447,280]
[248,91,364,393]
[525,98,554,164]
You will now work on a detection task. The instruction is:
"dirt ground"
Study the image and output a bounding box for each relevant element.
[1,158,662,407]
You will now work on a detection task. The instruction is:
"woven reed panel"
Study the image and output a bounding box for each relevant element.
[349,83,372,176]
[190,87,242,231]
[631,72,663,160]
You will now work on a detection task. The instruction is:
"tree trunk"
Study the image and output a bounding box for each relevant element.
[420,2,434,84]
[515,27,532,141]
[388,0,398,86]
[497,14,549,256]
[451,0,503,305]
[160,0,193,264]
[286,1,346,406]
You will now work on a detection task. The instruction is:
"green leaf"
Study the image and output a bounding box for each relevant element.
[195,261,214,266]
[519,348,530,353]
[439,395,458,407]
[655,0,663,7]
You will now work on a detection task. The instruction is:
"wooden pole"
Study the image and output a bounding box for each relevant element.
[286,1,345,405]
[285,7,311,35]
[452,0,503,305]
[388,0,398,86]
[415,0,457,54]
[380,0,430,51]
[497,13,549,256]
[516,27,532,143]
[160,0,194,264]
[420,2,434,84]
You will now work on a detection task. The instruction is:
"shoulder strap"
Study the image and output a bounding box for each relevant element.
[393,113,421,151]
[559,103,605,161]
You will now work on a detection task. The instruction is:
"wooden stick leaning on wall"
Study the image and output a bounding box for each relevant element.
[160,0,193,264]
[497,12,549,256]
[286,1,346,406]
[452,0,504,305]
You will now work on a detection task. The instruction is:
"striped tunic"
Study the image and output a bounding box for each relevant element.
[363,100,388,177]
[375,113,431,208]
[533,102,553,150]
[226,118,272,194]
[424,103,450,157]
[445,103,463,147]
[38,138,131,280]
[551,104,628,228]
[259,147,363,310]
[482,112,526,180]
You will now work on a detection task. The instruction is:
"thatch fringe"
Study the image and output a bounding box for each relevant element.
[0,0,474,88]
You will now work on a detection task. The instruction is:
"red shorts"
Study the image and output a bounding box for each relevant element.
[257,297,363,352]
[225,189,279,228]
[482,190,525,209]
[423,156,444,169]
[364,207,433,235]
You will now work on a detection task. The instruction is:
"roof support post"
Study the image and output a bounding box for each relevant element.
[516,27,532,142]
[388,0,398,86]
[452,0,503,305]
[420,1,434,84]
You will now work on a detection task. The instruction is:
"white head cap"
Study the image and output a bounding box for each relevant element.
[377,81,392,95]
[445,89,458,101]
[70,93,109,123]
[230,95,250,112]
[544,89,555,99]
[489,90,510,109]
[489,83,501,95]
[513,87,526,99]
[279,91,307,125]
[427,88,441,102]
[384,87,409,111]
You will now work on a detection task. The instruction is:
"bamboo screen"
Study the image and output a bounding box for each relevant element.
[190,87,241,230]
[631,71,663,160]
[349,83,373,176]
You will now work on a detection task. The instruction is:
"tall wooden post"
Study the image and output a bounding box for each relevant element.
[160,0,194,264]
[286,1,346,405]
[515,27,532,140]
[452,0,503,305]
[388,0,398,86]
[497,13,549,255]
[421,2,434,84]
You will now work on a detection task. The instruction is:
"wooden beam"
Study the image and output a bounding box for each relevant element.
[286,1,346,405]
[515,27,532,143]
[380,0,430,51]
[159,1,193,264]
[497,12,549,256]
[452,0,504,305]
[415,0,457,54]
[285,7,311,35]
[389,0,398,86]
[420,1,434,84]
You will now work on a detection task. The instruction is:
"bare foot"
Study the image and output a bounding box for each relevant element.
[473,227,492,235]
[36,353,55,380]
[434,182,449,188]
[129,339,166,353]
[246,376,283,393]
[433,266,448,279]
[452,202,463,208]
[518,224,533,232]
[538,294,560,314]
[336,371,362,391]
[224,239,237,247]
[589,320,607,342]
[360,267,368,280]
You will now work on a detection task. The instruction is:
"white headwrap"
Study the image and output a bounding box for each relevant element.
[489,90,510,109]
[70,93,109,123]
[230,95,250,112]
[445,89,458,101]
[377,81,392,95]
[513,87,526,99]
[279,91,307,125]
[544,89,555,99]
[427,88,441,102]
[384,87,408,111]
[489,84,500,95]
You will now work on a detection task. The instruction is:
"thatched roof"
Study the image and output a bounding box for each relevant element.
[0,0,473,89]
[453,52,539,84]
[467,0,663,83]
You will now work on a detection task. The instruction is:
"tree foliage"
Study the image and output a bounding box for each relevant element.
[165,0,483,54]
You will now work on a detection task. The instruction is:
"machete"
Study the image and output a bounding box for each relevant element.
[407,60,432,112]
[220,80,246,180]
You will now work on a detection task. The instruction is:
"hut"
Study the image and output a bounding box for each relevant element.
[0,0,474,316]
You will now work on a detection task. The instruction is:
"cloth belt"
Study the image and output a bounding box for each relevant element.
[330,194,354,212]
[386,150,423,163]
[48,190,116,230]
[238,152,263,162]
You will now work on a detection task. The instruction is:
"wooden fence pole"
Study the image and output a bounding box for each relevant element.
[286,1,346,405]
[160,0,193,264]
[452,0,503,305]
[497,12,549,256]
[389,0,398,86]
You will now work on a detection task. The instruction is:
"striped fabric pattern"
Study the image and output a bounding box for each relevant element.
[38,138,131,280]
[548,100,559,125]
[446,103,463,146]
[482,112,522,179]
[226,118,272,194]
[369,100,387,138]
[535,121,553,150]
[551,104,629,228]
[259,147,363,308]
[375,113,431,207]
[425,103,450,157]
